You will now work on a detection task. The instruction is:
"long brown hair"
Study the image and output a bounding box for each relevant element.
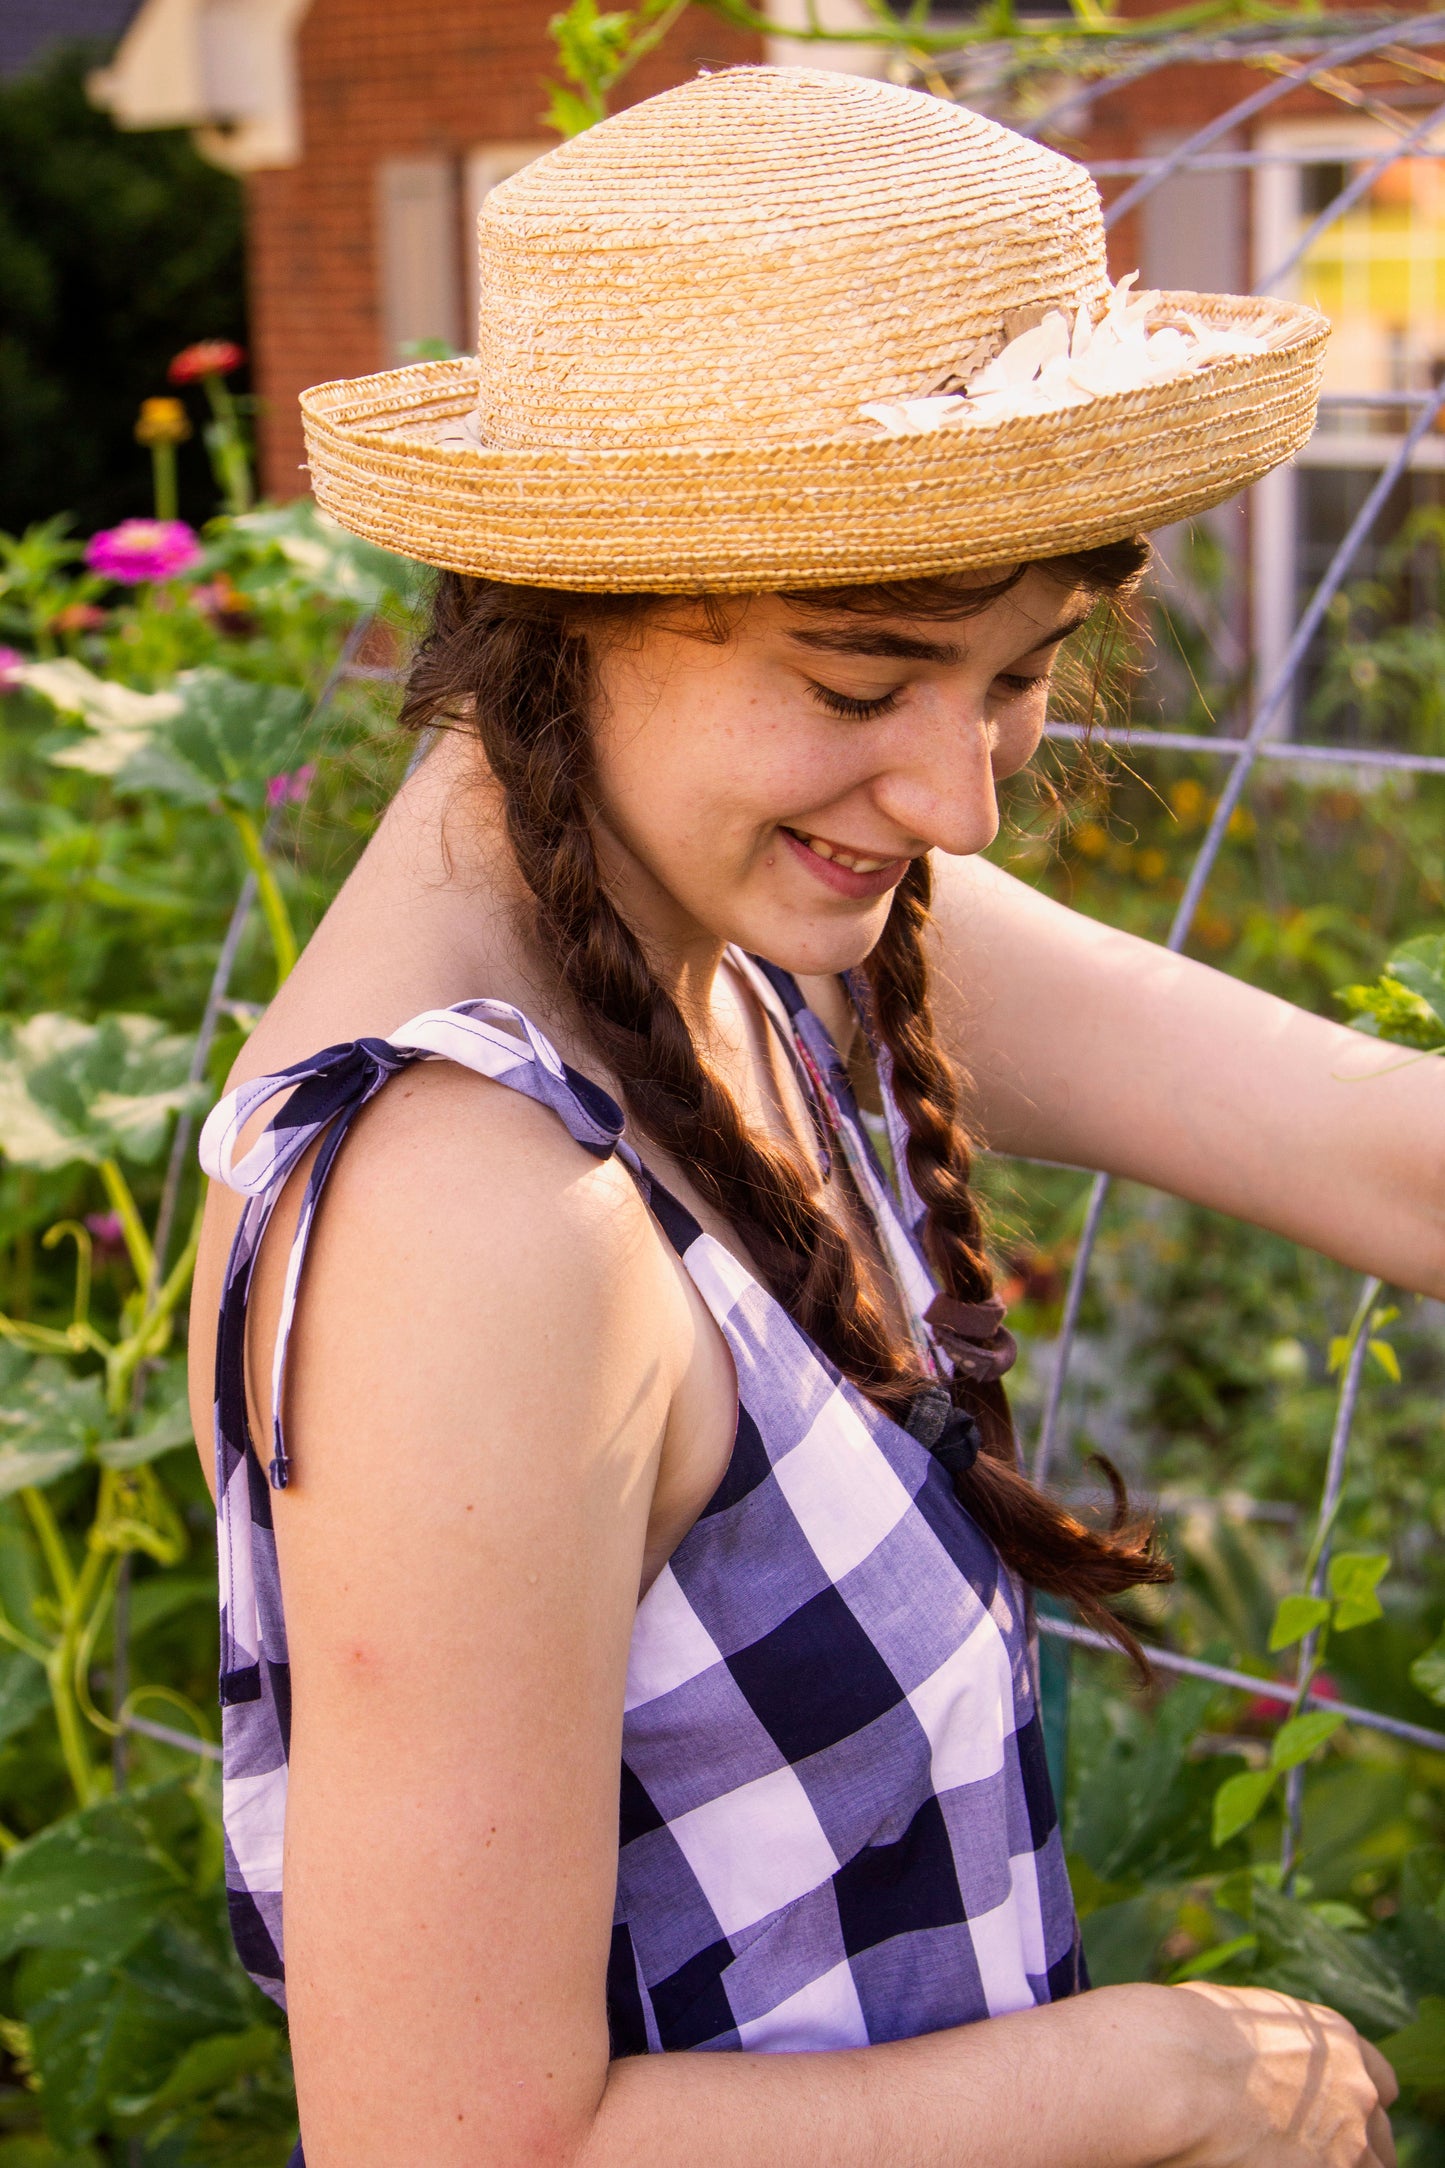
[401,550,1171,1651]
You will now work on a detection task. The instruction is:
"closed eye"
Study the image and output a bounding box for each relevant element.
[807,682,902,720]
[994,669,1051,697]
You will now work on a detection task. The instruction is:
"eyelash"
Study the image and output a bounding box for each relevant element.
[807,668,1050,720]
[808,684,902,720]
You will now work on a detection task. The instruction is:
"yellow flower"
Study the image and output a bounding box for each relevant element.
[1073,820,1109,858]
[1170,778,1206,822]
[1137,848,1167,882]
[134,397,192,448]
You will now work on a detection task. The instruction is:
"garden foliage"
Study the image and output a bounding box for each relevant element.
[0,421,1443,2162]
[0,496,418,2161]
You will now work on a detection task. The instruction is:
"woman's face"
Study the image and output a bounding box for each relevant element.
[588,568,1095,981]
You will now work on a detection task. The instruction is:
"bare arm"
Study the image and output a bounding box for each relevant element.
[927,853,1445,1298]
[223,1062,1394,2168]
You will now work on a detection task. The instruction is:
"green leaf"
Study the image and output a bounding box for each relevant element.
[1367,1337,1401,1384]
[1378,1994,1445,2091]
[1328,1551,1390,1633]
[544,82,603,136]
[0,1653,53,1749]
[0,2138,104,2166]
[1268,1592,1331,1652]
[0,1786,191,1966]
[1212,1767,1276,1847]
[1390,933,1445,1026]
[1410,1631,1445,1708]
[0,1013,202,1171]
[138,668,310,810]
[1251,1886,1416,2036]
[0,1364,105,1498]
[1168,1931,1259,1983]
[1336,974,1445,1051]
[21,1909,252,2149]
[94,1396,195,1471]
[111,2022,277,2120]
[227,501,424,611]
[1066,1674,1222,1884]
[125,1573,214,1641]
[20,661,182,779]
[1270,1706,1346,1772]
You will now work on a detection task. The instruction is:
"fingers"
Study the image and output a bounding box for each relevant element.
[1359,2036,1400,2108]
[1367,2101,1397,2168]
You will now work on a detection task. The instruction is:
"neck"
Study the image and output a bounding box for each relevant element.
[367,727,733,1051]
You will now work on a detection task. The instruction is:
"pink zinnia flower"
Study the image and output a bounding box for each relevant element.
[0,647,25,690]
[168,339,245,385]
[85,520,202,586]
[265,764,316,809]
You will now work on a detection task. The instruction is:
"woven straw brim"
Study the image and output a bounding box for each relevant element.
[301,293,1327,593]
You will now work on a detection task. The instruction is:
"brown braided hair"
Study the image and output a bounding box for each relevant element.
[401,554,1171,1654]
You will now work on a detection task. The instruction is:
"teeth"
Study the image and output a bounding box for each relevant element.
[795,831,890,874]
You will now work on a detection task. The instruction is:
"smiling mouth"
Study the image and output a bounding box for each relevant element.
[782,828,904,875]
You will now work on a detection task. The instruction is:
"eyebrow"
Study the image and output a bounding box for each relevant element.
[785,605,1096,667]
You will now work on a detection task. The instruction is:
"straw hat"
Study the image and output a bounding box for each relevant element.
[301,66,1326,593]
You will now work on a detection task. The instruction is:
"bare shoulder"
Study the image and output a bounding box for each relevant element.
[188,1053,690,1502]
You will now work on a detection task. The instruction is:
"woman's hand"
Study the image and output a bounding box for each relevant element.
[1169,1981,1398,2168]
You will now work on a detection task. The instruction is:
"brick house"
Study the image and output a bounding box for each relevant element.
[88,0,1445,670]
[92,0,764,494]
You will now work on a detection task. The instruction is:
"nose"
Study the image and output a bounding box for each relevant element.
[871,687,1000,858]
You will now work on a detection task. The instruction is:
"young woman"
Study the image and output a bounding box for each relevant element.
[189,65,1427,2168]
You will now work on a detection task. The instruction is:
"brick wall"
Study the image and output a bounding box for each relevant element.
[246,0,760,496]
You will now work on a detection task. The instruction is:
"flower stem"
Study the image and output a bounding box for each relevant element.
[203,374,253,514]
[228,807,297,986]
[97,1160,154,1292]
[22,1487,75,1611]
[150,441,178,522]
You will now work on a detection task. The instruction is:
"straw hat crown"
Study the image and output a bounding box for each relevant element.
[300,64,1327,591]
[478,69,1111,451]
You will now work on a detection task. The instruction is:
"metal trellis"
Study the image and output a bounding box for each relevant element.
[977,19,1445,1853]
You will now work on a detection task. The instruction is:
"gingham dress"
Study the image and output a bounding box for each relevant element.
[202,954,1083,2071]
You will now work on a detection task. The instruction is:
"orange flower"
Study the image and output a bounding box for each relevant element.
[135,396,191,447]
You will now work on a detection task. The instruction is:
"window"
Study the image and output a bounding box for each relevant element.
[1252,116,1445,730]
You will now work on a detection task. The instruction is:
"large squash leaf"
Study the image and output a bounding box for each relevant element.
[0,1013,201,1171]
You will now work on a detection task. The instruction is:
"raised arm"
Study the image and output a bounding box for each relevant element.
[926,853,1445,1300]
[211,1062,1394,2168]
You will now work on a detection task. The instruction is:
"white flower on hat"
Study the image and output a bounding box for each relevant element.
[859,273,1269,437]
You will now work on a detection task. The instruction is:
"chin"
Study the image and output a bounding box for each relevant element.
[736,901,893,980]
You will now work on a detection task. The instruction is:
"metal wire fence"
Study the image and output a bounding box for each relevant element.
[130,23,1445,1826]
[972,15,1445,1858]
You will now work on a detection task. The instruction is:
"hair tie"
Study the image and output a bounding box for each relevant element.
[924,1292,1018,1385]
[904,1383,983,1482]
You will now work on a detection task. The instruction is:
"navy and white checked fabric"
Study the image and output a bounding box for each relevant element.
[201,960,1084,2057]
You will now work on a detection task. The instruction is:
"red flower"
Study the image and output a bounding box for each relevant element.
[1244,1672,1341,1727]
[168,339,245,385]
[51,602,107,636]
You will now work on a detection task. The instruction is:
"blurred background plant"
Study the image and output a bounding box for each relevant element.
[981,526,1445,2153]
[0,0,1442,2155]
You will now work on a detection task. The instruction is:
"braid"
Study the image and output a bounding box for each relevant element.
[404,566,1169,1656]
[865,854,1169,1645]
[414,583,921,1409]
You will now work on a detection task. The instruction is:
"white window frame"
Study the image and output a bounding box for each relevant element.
[1250,114,1445,719]
[464,144,551,349]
